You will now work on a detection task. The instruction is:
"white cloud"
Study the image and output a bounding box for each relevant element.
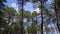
[10,3,18,12]
[11,3,17,8]
[34,8,41,13]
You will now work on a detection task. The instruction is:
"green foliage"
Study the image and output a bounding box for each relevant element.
[16,10,31,18]
[16,13,21,19]
[4,7,16,14]
[10,22,19,27]
[27,25,36,34]
[32,11,39,17]
[39,5,44,9]
[23,11,30,18]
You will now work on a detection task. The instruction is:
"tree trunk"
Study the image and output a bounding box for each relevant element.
[54,0,60,32]
[32,18,36,34]
[40,0,43,34]
[20,0,24,34]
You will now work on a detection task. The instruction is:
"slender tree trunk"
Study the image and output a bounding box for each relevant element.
[20,0,24,34]
[27,19,31,34]
[54,0,60,32]
[40,0,43,34]
[26,17,29,34]
[32,18,36,34]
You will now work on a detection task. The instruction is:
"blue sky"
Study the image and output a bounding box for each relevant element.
[5,0,53,12]
[6,0,16,6]
[5,0,34,12]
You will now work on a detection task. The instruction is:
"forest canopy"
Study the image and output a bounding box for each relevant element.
[0,0,60,34]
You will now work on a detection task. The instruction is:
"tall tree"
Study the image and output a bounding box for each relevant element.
[17,0,24,34]
[16,10,31,34]
[17,0,31,34]
[31,0,48,34]
[39,0,48,34]
[54,0,60,32]
[3,6,16,34]
[31,11,39,34]
[4,6,16,24]
[0,0,7,34]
